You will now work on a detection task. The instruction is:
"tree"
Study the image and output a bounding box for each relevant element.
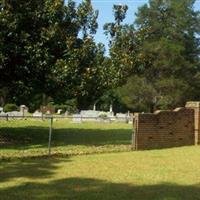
[0,0,107,110]
[53,39,108,109]
[134,0,200,109]
[118,76,156,112]
[0,0,67,107]
[106,0,200,111]
[104,4,134,85]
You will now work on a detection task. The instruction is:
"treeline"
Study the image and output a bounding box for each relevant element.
[0,0,200,112]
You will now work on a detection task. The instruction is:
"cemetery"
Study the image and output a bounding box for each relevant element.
[2,101,200,199]
[0,103,133,124]
[1,0,200,199]
[1,101,200,200]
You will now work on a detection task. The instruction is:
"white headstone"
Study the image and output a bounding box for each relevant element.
[80,110,99,121]
[109,104,113,113]
[46,110,51,115]
[0,111,7,120]
[72,114,82,123]
[7,111,22,117]
[116,113,128,122]
[20,105,28,117]
[57,109,62,114]
[20,105,28,112]
[0,111,6,116]
[65,111,69,116]
[33,110,42,117]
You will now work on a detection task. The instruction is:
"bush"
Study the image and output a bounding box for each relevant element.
[4,103,19,112]
[54,104,77,114]
[98,112,108,119]
[54,104,67,114]
[54,99,78,114]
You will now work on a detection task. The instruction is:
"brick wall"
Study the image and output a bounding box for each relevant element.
[186,102,200,145]
[133,107,195,150]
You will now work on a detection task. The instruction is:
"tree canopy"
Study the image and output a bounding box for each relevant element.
[0,0,108,110]
[0,0,200,112]
[108,0,200,111]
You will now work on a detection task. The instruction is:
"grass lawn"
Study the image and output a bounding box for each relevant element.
[0,119,132,159]
[1,119,200,199]
[1,146,200,200]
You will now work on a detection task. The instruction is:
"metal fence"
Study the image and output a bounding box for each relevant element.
[0,115,133,160]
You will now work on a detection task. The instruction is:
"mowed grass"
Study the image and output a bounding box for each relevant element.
[0,119,132,159]
[1,146,200,200]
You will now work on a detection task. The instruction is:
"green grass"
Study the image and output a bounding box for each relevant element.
[0,119,132,159]
[1,146,200,200]
[1,120,200,199]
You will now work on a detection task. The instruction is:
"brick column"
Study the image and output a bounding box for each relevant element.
[186,101,200,145]
[132,113,139,150]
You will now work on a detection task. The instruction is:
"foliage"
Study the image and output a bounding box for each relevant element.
[107,0,200,111]
[53,40,108,109]
[104,4,135,85]
[53,99,78,114]
[98,112,108,119]
[96,89,128,113]
[0,0,109,110]
[1,0,200,112]
[118,76,156,112]
[3,103,19,112]
[134,0,200,110]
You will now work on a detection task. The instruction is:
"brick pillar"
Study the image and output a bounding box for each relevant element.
[132,114,139,150]
[186,101,200,145]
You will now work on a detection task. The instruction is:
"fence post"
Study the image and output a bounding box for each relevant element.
[6,114,8,121]
[48,117,53,156]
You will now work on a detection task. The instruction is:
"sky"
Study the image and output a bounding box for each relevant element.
[74,0,200,54]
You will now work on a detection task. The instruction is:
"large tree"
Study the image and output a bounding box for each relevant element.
[107,0,200,111]
[0,0,65,106]
[134,0,200,109]
[0,0,107,110]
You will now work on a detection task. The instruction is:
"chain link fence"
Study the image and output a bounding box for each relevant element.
[0,115,133,160]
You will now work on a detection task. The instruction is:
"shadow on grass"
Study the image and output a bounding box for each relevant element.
[0,157,70,183]
[0,126,48,146]
[0,177,200,200]
[0,126,132,147]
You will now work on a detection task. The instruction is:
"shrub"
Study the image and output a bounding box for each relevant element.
[4,103,19,112]
[98,112,108,119]
[54,104,77,114]
[54,104,67,114]
[54,99,78,114]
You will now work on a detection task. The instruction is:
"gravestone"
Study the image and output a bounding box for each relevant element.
[20,105,28,117]
[72,114,82,123]
[116,113,128,122]
[57,109,62,115]
[46,110,51,115]
[33,110,42,117]
[0,110,6,118]
[65,111,69,116]
[0,110,7,120]
[7,111,22,117]
[80,110,99,121]
[45,110,52,118]
[40,105,55,114]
